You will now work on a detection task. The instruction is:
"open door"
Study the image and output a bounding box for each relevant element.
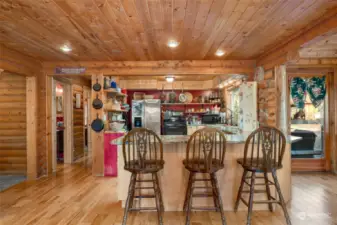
[288,73,332,172]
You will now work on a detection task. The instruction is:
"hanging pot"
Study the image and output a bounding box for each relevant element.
[168,83,176,103]
[91,114,104,132]
[179,82,187,103]
[92,94,103,109]
[92,78,101,92]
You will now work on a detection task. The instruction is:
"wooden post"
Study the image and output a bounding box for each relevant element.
[274,65,289,136]
[46,76,53,174]
[26,76,37,180]
[333,68,337,174]
[91,74,104,176]
[63,83,73,164]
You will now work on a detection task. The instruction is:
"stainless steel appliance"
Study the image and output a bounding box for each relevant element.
[201,114,220,124]
[163,116,187,135]
[131,99,161,134]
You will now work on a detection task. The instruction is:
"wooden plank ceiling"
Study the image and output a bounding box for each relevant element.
[1,0,336,61]
[299,32,337,58]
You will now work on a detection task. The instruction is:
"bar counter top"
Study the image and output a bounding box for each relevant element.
[110,132,302,145]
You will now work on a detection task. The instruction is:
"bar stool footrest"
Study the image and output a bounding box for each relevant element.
[191,207,218,211]
[134,195,156,199]
[129,207,157,211]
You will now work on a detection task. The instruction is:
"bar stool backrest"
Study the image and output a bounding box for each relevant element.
[243,126,286,170]
[122,128,163,170]
[185,128,227,172]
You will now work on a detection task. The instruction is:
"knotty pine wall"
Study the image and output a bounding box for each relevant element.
[258,69,277,127]
[0,73,27,174]
[72,84,84,161]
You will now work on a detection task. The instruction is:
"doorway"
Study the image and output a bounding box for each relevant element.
[51,78,73,172]
[288,74,331,172]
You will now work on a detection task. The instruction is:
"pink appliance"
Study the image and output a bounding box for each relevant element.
[104,132,124,177]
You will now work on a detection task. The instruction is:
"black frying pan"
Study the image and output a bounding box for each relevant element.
[92,94,103,109]
[91,114,104,132]
[92,79,101,92]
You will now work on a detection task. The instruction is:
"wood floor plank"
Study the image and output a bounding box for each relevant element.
[0,164,336,225]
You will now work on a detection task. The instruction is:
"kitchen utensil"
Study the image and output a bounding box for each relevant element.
[104,77,110,89]
[91,114,104,132]
[184,92,193,103]
[168,83,176,103]
[92,79,101,92]
[160,84,166,103]
[92,94,103,109]
[179,82,187,103]
[110,77,117,88]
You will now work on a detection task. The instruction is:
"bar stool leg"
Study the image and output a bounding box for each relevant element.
[234,169,248,212]
[152,173,163,225]
[263,172,273,212]
[210,173,220,211]
[154,173,164,211]
[129,173,137,209]
[185,172,195,225]
[211,173,227,225]
[122,173,136,225]
[271,169,292,225]
[246,171,256,225]
[183,172,193,212]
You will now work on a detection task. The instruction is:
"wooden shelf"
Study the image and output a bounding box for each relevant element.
[162,103,220,105]
[103,89,127,97]
[104,109,127,113]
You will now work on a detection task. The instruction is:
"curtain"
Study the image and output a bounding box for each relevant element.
[290,77,307,109]
[307,76,326,108]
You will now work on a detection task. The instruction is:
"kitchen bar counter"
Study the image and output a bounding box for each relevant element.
[111,133,302,145]
[115,131,295,212]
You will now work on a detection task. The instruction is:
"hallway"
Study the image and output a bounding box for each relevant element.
[0,164,336,225]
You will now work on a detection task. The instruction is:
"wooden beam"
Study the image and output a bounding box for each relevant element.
[0,45,41,76]
[257,11,337,70]
[287,67,334,75]
[287,58,337,69]
[43,60,256,76]
[26,76,37,180]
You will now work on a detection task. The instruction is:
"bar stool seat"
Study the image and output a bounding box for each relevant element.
[236,158,283,171]
[121,128,165,225]
[125,159,165,173]
[183,128,227,225]
[234,126,292,225]
[183,159,224,173]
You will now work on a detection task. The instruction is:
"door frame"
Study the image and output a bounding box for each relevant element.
[83,86,92,161]
[51,77,73,172]
[287,72,332,172]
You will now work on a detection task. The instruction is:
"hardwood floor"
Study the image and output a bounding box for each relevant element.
[0,163,336,225]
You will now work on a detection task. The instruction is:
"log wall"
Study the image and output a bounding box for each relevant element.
[0,73,27,174]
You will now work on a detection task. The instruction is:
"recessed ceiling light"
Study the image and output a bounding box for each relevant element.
[165,76,175,82]
[215,50,225,57]
[60,45,72,52]
[167,40,179,48]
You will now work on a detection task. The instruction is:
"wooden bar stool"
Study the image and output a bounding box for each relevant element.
[121,128,165,225]
[183,128,227,225]
[234,126,292,225]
